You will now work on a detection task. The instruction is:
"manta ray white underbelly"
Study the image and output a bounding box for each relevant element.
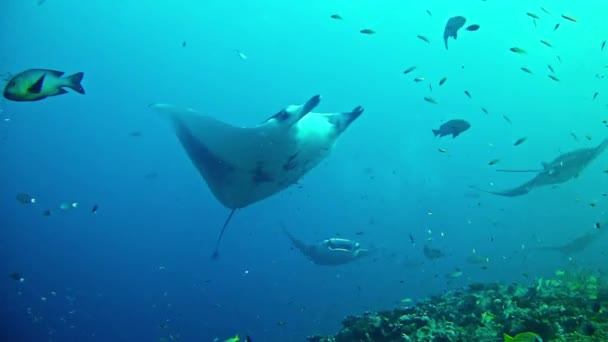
[150,95,363,258]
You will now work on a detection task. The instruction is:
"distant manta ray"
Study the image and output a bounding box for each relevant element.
[150,95,363,259]
[539,228,607,256]
[471,138,608,197]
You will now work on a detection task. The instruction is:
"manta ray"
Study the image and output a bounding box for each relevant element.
[471,138,608,197]
[539,228,607,256]
[150,95,363,258]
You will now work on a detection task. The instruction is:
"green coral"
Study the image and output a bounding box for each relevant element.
[308,270,608,342]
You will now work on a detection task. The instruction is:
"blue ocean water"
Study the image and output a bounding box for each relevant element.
[1,1,607,341]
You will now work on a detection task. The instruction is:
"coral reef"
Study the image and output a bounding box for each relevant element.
[308,271,608,341]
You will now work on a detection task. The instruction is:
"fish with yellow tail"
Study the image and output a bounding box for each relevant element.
[504,332,542,342]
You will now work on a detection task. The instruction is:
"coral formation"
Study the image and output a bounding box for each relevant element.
[308,271,608,341]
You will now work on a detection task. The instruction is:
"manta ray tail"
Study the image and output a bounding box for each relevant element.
[210,208,238,260]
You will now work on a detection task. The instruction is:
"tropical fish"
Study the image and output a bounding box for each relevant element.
[504,332,542,342]
[3,69,85,102]
[16,193,36,205]
[432,119,470,138]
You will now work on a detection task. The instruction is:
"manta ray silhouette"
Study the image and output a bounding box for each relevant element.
[150,95,363,258]
[471,138,608,196]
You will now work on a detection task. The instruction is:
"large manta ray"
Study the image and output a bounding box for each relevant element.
[472,138,608,197]
[150,95,363,258]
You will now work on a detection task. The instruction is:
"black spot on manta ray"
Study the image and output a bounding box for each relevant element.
[252,164,274,184]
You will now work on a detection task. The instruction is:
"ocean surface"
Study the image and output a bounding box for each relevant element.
[1,1,607,341]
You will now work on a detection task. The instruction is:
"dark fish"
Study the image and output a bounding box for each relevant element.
[443,16,466,49]
[554,23,560,31]
[182,41,186,47]
[330,14,342,20]
[16,193,36,205]
[464,90,472,98]
[360,29,375,35]
[593,92,599,100]
[417,35,430,43]
[439,77,447,86]
[548,74,560,82]
[571,132,580,141]
[432,119,470,138]
[9,272,23,281]
[403,66,417,74]
[540,7,550,14]
[488,159,500,166]
[561,14,578,22]
[526,12,540,19]
[92,204,98,214]
[557,55,562,63]
[409,233,415,244]
[426,9,432,17]
[43,209,52,216]
[514,137,527,146]
[129,131,142,137]
[520,67,533,74]
[465,24,480,31]
[481,107,488,114]
[423,97,437,104]
[603,40,606,51]
[502,114,512,124]
[540,40,552,47]
[510,47,527,54]
[548,64,555,73]
[423,245,445,259]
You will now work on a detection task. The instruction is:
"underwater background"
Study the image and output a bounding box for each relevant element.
[1,0,607,341]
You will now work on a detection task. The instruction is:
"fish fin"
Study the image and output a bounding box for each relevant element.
[65,72,85,94]
[432,129,440,137]
[28,74,45,94]
[541,162,549,169]
[453,31,458,40]
[452,132,460,138]
[57,88,68,95]
[503,333,513,342]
